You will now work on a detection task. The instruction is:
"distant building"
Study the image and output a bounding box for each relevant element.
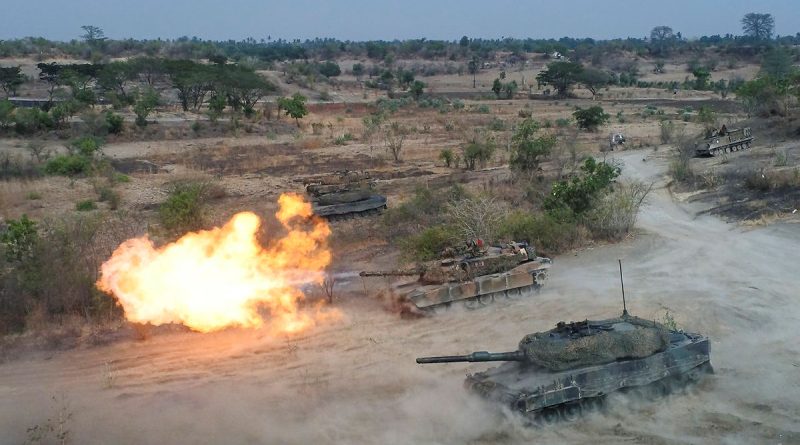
[7,97,61,108]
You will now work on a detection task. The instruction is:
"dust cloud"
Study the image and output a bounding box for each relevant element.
[1,150,799,444]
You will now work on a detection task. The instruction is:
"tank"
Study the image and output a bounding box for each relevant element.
[360,241,552,313]
[417,311,712,421]
[695,125,753,156]
[304,171,387,220]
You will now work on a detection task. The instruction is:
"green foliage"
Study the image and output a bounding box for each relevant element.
[105,111,124,134]
[536,61,584,96]
[75,200,97,211]
[352,63,365,79]
[492,78,518,99]
[159,182,209,232]
[0,215,37,262]
[498,211,581,254]
[0,66,25,96]
[133,87,160,127]
[318,61,341,78]
[333,133,354,145]
[207,94,226,121]
[474,104,490,114]
[277,93,308,126]
[0,99,14,129]
[44,155,91,176]
[510,118,556,174]
[462,138,495,170]
[697,106,716,129]
[69,136,103,157]
[97,186,121,210]
[544,157,621,217]
[439,148,454,167]
[555,117,571,127]
[400,225,458,261]
[578,67,612,97]
[692,67,711,90]
[14,108,53,135]
[487,117,505,131]
[572,106,609,131]
[410,80,425,100]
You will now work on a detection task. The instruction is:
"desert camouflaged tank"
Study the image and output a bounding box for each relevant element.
[304,171,387,220]
[360,242,551,312]
[417,311,712,422]
[695,125,753,156]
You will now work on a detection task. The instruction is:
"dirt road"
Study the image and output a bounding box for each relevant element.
[1,149,799,444]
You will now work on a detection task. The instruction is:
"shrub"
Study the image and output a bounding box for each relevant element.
[97,187,121,210]
[159,182,209,232]
[583,181,652,240]
[0,215,38,262]
[76,200,97,211]
[487,118,505,131]
[544,157,621,217]
[555,118,571,127]
[14,108,53,135]
[573,106,610,131]
[105,112,124,134]
[659,120,675,144]
[462,140,495,170]
[510,118,556,174]
[439,148,454,167]
[400,225,458,261]
[44,155,91,176]
[474,104,491,114]
[498,211,583,254]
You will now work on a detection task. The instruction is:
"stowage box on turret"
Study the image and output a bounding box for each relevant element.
[417,312,712,421]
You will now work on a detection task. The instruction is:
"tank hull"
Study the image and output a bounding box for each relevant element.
[696,127,753,156]
[394,260,551,311]
[465,331,711,416]
[312,194,387,220]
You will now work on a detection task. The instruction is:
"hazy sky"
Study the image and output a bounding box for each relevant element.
[3,0,799,42]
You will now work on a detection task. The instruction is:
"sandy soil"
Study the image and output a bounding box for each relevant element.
[0,145,798,444]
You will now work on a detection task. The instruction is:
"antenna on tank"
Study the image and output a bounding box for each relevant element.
[618,259,628,316]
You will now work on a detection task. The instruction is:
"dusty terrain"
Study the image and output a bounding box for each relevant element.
[0,147,798,444]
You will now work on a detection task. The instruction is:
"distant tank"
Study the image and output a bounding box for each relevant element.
[304,171,387,220]
[417,311,712,422]
[360,241,551,313]
[696,125,753,156]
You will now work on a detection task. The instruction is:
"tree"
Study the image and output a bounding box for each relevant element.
[277,93,308,126]
[318,61,341,78]
[492,78,503,97]
[97,61,137,106]
[692,67,711,90]
[468,56,480,88]
[0,66,25,97]
[578,67,611,99]
[133,88,160,127]
[510,118,556,174]
[462,139,495,170]
[0,100,14,130]
[760,47,795,80]
[741,13,775,40]
[37,62,65,108]
[410,80,425,100]
[649,26,675,56]
[383,121,410,161]
[352,63,364,81]
[502,80,518,99]
[165,60,214,111]
[544,157,620,217]
[573,106,609,131]
[536,61,584,96]
[80,25,106,48]
[216,65,276,115]
[398,70,415,90]
[459,36,470,47]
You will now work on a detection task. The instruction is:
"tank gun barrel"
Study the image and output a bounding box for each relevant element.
[359,269,422,277]
[416,350,525,364]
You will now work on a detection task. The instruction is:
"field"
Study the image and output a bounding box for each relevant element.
[1,49,799,444]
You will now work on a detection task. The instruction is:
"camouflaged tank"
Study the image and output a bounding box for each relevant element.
[695,125,753,156]
[416,311,712,422]
[304,171,387,220]
[360,242,551,312]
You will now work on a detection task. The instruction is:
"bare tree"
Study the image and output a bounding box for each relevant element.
[447,196,507,242]
[322,276,336,304]
[383,121,409,162]
[741,13,775,40]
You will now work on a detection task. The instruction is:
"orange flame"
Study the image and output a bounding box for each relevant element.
[97,193,334,333]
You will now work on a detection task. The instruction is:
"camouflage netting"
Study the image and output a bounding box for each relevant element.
[519,317,670,371]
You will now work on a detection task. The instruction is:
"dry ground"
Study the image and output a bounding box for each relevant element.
[0,148,798,444]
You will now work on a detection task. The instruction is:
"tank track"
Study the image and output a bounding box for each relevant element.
[522,361,713,425]
[419,279,547,314]
[705,140,753,156]
[322,206,386,221]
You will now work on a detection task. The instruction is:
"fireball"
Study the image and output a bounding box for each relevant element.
[97,193,333,333]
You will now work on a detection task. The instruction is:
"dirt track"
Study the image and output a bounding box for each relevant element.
[1,148,799,444]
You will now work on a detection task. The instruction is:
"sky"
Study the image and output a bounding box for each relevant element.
[2,0,799,42]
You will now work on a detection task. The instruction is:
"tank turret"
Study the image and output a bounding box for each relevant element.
[303,170,386,220]
[359,241,551,311]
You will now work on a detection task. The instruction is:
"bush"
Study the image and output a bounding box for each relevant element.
[76,200,97,211]
[105,112,124,134]
[474,104,491,114]
[659,120,675,144]
[159,182,209,232]
[462,140,495,170]
[97,187,121,210]
[400,225,458,261]
[14,108,53,135]
[439,148,454,167]
[573,106,610,131]
[555,118,571,128]
[544,157,621,217]
[583,181,652,240]
[44,155,92,176]
[498,211,583,254]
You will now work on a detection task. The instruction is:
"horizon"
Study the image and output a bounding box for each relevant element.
[2,0,799,43]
